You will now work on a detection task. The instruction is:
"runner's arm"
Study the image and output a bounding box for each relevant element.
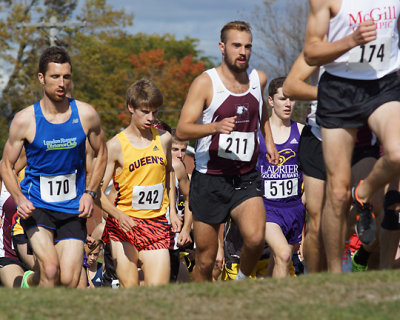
[99,137,136,232]
[1,109,35,218]
[304,0,376,66]
[174,160,193,246]
[84,106,107,194]
[161,131,182,233]
[176,73,236,141]
[78,104,107,217]
[258,70,279,165]
[283,51,318,101]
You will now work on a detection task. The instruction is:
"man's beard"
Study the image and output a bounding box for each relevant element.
[224,53,249,73]
[44,90,65,102]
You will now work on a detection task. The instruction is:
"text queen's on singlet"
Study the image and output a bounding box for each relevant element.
[20,98,86,214]
[257,121,303,205]
[325,0,400,79]
[195,68,263,176]
[113,127,169,219]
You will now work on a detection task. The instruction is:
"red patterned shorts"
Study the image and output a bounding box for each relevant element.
[103,215,170,251]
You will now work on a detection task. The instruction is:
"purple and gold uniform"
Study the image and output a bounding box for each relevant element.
[257,121,305,245]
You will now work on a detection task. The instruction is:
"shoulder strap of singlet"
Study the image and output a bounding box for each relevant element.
[205,68,223,90]
[68,98,79,118]
[33,100,41,118]
[150,126,161,144]
[248,69,259,86]
[116,130,128,145]
[289,120,300,141]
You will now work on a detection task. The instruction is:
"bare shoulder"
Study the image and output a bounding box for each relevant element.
[189,72,212,94]
[256,70,268,88]
[10,105,35,138]
[309,0,329,10]
[74,100,100,122]
[159,129,172,145]
[180,71,212,118]
[13,105,34,125]
[106,135,122,161]
[309,0,338,16]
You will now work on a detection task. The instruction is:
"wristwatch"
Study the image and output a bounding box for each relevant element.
[84,190,97,200]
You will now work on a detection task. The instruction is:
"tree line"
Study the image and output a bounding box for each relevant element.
[0,0,309,153]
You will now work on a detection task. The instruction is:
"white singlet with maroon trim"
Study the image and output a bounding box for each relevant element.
[325,0,400,80]
[195,68,263,176]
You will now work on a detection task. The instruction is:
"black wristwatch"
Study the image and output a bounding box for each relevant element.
[84,190,97,199]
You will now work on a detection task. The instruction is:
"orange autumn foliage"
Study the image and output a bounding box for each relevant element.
[118,48,205,127]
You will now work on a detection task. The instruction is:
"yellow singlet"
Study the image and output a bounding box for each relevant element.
[114,127,169,219]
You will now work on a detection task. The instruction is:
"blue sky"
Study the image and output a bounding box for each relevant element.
[112,0,265,59]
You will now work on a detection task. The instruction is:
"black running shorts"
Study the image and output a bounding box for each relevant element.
[317,71,400,128]
[0,257,29,270]
[298,125,326,181]
[189,170,263,225]
[21,207,87,242]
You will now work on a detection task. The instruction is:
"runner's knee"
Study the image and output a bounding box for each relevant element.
[42,262,59,282]
[274,249,292,266]
[326,181,350,205]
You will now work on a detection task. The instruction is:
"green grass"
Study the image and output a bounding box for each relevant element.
[1,270,400,320]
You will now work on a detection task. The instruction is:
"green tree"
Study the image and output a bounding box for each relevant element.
[0,0,212,147]
[70,33,211,138]
[121,48,206,129]
[0,0,133,125]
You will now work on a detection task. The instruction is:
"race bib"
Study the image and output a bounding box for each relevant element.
[348,37,391,71]
[264,178,298,199]
[132,183,163,210]
[40,173,77,203]
[218,131,255,162]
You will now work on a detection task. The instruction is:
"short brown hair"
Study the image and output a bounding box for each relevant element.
[268,77,286,98]
[220,21,252,43]
[39,46,71,75]
[126,79,163,110]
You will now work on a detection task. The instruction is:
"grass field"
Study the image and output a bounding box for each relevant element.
[1,270,399,320]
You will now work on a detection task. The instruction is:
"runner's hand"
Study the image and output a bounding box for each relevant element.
[170,213,183,233]
[17,197,35,219]
[117,212,136,233]
[78,193,94,218]
[214,116,237,134]
[265,139,279,165]
[177,227,192,247]
[351,19,377,46]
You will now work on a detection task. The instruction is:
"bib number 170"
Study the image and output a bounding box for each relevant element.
[40,173,77,202]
